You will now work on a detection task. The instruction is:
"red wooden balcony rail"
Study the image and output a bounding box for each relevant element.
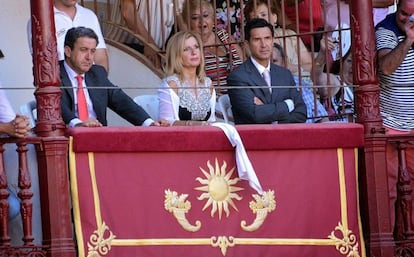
[24,0,414,256]
[0,137,45,256]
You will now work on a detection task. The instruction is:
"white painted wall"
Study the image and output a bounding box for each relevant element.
[0,0,33,111]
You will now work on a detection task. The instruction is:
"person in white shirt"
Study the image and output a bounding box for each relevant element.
[0,83,30,138]
[54,0,109,71]
[0,81,30,220]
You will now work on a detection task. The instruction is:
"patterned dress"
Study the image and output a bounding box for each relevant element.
[204,29,242,96]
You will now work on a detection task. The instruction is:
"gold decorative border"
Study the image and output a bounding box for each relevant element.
[69,139,365,257]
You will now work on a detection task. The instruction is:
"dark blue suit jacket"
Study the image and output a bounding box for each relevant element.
[227,58,307,124]
[60,61,150,126]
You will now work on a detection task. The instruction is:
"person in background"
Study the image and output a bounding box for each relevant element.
[59,26,167,128]
[215,0,243,41]
[323,0,395,31]
[119,0,178,68]
[313,34,354,122]
[375,0,414,227]
[244,0,314,74]
[158,31,216,126]
[278,0,324,51]
[0,88,30,138]
[181,0,244,96]
[0,81,30,220]
[227,18,306,124]
[376,0,414,131]
[53,0,109,71]
[272,43,328,123]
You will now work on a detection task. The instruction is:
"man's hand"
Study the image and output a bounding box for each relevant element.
[75,118,103,127]
[150,119,170,127]
[254,97,264,105]
[405,19,414,44]
[10,114,31,138]
[319,36,336,53]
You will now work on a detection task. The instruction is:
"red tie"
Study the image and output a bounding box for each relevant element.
[76,75,88,121]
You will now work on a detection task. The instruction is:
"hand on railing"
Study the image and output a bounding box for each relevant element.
[0,114,31,138]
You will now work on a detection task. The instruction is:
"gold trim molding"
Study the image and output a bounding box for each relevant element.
[164,189,202,232]
[87,221,116,257]
[241,190,276,232]
[329,222,360,257]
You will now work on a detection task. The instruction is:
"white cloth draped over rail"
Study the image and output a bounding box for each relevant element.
[211,122,264,195]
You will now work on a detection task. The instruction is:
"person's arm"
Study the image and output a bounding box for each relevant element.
[0,114,30,138]
[89,11,109,71]
[378,21,414,75]
[120,0,161,68]
[313,35,338,98]
[284,87,307,123]
[228,68,305,124]
[158,79,178,125]
[377,45,411,75]
[372,0,395,8]
[228,35,245,61]
[341,0,394,7]
[94,48,109,72]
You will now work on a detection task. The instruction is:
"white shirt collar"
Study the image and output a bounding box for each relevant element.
[63,61,85,87]
[250,56,270,75]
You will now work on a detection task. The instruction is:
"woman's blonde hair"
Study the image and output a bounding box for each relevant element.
[181,0,214,27]
[165,31,206,83]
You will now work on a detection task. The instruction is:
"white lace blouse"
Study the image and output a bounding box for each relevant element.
[158,75,216,125]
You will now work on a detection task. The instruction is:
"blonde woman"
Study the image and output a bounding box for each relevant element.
[158,31,216,126]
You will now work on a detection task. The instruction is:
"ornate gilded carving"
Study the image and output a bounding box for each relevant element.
[164,189,201,232]
[195,159,243,220]
[211,236,235,256]
[241,190,276,232]
[87,222,116,257]
[328,222,360,257]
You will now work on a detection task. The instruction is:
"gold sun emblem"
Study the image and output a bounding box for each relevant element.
[195,159,244,220]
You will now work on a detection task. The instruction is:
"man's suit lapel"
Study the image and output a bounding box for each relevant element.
[246,59,272,102]
[84,70,105,122]
[59,63,75,103]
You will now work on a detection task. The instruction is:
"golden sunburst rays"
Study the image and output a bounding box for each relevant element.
[195,159,244,220]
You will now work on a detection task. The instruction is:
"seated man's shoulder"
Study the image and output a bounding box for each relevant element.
[271,63,292,75]
[90,64,107,74]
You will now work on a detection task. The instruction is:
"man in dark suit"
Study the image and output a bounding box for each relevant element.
[227,18,307,124]
[60,26,166,127]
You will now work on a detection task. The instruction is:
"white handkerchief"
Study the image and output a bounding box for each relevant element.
[211,122,264,195]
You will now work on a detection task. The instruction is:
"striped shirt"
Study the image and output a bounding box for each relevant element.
[376,13,414,130]
[204,29,242,96]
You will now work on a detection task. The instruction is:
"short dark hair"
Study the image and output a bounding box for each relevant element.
[64,26,99,50]
[244,18,274,41]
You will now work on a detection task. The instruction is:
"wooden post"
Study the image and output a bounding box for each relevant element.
[30,0,75,256]
[350,0,395,256]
